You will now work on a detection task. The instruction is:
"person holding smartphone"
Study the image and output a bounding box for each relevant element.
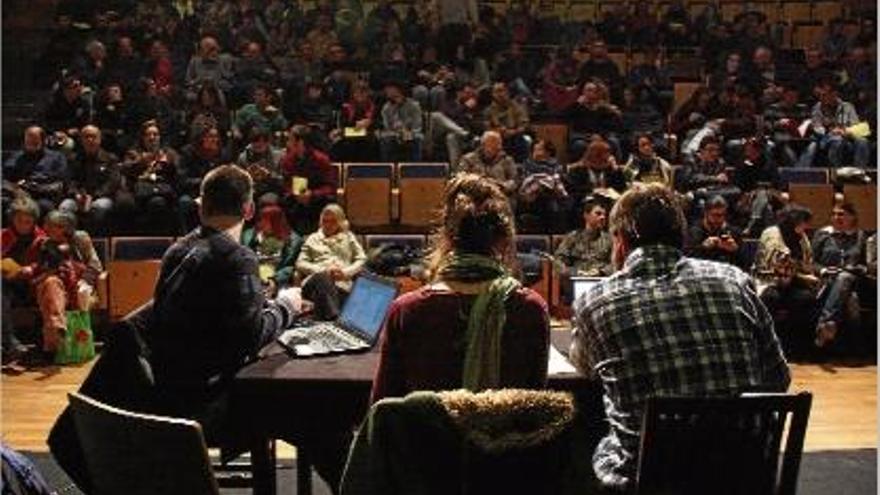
[685,195,741,267]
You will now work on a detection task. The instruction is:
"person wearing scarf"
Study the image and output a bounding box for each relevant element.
[371,172,550,402]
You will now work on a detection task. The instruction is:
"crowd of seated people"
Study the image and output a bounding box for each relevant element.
[1,0,877,363]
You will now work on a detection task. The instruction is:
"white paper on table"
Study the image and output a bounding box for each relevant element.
[548,345,578,375]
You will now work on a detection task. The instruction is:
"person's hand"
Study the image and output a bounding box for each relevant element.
[716,172,729,183]
[264,278,278,298]
[719,235,738,252]
[17,266,34,280]
[831,126,847,136]
[277,286,303,313]
[703,236,721,249]
[464,97,477,109]
[355,118,371,130]
[327,266,346,281]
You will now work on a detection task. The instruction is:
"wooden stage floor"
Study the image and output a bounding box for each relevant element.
[1,337,876,454]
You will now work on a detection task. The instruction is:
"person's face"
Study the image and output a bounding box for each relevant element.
[12,212,35,236]
[252,135,270,153]
[831,207,857,231]
[320,210,340,236]
[384,86,402,102]
[81,127,101,154]
[63,79,82,100]
[704,206,727,231]
[805,49,822,68]
[287,133,305,155]
[584,205,607,230]
[23,128,44,153]
[201,129,221,153]
[201,38,219,59]
[637,136,654,157]
[726,53,741,73]
[106,84,123,102]
[307,85,323,100]
[491,84,509,103]
[328,44,346,62]
[794,221,809,236]
[118,37,134,57]
[45,222,66,242]
[754,47,772,67]
[143,125,161,149]
[254,88,270,107]
[744,142,762,162]
[582,83,600,104]
[699,143,721,163]
[246,42,261,59]
[818,85,837,106]
[531,141,548,161]
[781,87,799,106]
[482,135,502,158]
[590,42,608,59]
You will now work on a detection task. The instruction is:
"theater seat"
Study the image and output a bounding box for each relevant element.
[397,162,449,230]
[108,237,173,321]
[842,184,877,231]
[516,235,552,303]
[344,163,393,229]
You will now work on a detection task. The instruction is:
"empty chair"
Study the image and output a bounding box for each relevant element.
[344,163,394,229]
[108,237,173,320]
[788,183,835,228]
[842,184,877,231]
[782,2,812,25]
[397,162,449,229]
[792,22,825,49]
[636,392,813,495]
[68,392,219,495]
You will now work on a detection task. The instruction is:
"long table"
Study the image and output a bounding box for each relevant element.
[233,331,601,495]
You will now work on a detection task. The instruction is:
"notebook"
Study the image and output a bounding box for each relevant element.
[277,273,398,357]
[571,276,606,305]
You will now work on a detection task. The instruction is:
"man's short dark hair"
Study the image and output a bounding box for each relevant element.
[704,195,728,212]
[200,165,253,218]
[609,184,686,250]
[699,135,721,150]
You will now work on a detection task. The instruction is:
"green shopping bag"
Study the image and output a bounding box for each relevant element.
[55,310,96,365]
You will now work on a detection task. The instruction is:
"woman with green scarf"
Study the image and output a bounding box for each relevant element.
[371,173,550,403]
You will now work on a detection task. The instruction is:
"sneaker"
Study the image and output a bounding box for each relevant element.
[814,321,838,348]
[1,344,28,365]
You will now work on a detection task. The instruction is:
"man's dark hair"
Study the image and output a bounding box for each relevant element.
[200,165,253,218]
[698,134,721,150]
[609,184,687,250]
[704,195,728,211]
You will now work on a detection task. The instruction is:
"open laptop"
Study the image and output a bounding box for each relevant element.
[571,276,606,305]
[277,273,399,357]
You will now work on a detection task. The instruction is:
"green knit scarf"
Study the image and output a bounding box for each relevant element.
[437,253,522,391]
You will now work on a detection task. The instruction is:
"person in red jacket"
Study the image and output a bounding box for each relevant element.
[280,124,338,235]
[1,196,47,362]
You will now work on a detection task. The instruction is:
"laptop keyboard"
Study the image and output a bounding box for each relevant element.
[311,323,362,351]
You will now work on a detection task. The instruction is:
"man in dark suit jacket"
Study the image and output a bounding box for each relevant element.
[147,164,302,442]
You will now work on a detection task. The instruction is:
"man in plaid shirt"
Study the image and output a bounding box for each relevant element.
[570,184,790,491]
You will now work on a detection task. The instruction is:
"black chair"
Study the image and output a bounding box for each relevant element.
[636,392,813,495]
[68,392,220,495]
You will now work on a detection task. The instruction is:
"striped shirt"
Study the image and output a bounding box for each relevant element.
[570,245,790,489]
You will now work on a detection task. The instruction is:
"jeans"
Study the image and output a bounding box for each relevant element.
[59,197,114,234]
[798,134,871,168]
[429,112,469,165]
[412,85,448,112]
[818,270,861,326]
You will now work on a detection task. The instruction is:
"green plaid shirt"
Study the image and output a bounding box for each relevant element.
[570,245,790,489]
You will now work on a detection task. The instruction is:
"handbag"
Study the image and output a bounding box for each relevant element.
[55,310,96,365]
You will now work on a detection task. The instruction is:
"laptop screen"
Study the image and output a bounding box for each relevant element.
[572,277,605,304]
[339,275,398,341]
